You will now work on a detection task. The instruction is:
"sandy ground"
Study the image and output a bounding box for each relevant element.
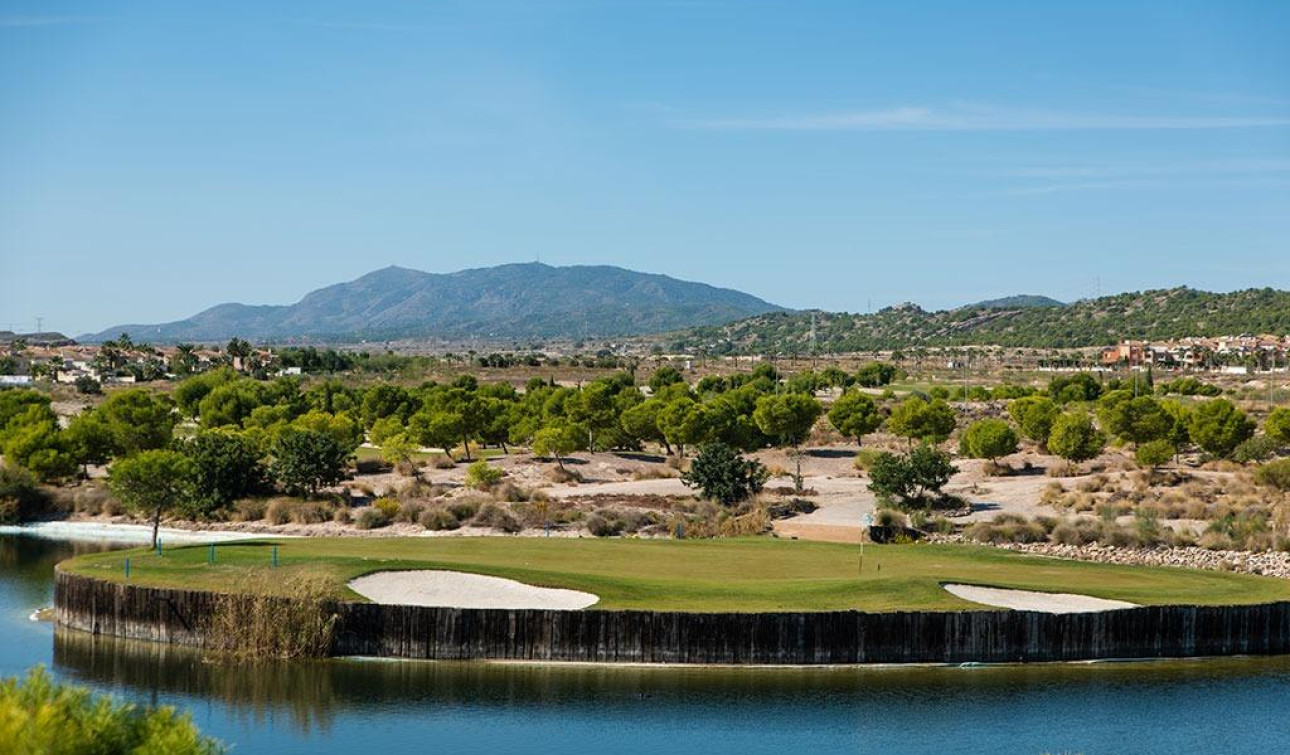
[348,570,599,610]
[943,583,1137,613]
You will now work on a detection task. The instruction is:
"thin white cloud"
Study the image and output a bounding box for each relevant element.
[682,104,1290,131]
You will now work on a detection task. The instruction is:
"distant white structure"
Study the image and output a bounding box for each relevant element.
[0,375,33,386]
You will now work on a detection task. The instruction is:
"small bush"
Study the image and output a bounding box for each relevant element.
[448,500,481,521]
[232,499,267,522]
[1232,435,1279,463]
[464,460,504,490]
[354,458,387,474]
[548,466,582,484]
[472,503,521,533]
[355,507,391,530]
[430,454,456,470]
[585,513,623,537]
[1255,459,1290,491]
[333,507,352,524]
[372,497,401,519]
[419,508,460,531]
[852,448,883,472]
[265,499,292,525]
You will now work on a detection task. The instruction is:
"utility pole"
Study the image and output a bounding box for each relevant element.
[35,317,43,335]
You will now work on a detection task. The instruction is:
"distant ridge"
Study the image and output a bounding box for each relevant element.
[82,262,783,343]
[664,287,1290,353]
[962,294,1064,310]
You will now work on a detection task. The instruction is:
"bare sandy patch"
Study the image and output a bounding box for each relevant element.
[348,570,599,610]
[943,584,1136,614]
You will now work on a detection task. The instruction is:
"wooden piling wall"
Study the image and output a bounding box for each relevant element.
[54,571,1290,664]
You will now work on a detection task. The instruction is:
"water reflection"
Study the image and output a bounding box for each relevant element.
[53,624,1290,739]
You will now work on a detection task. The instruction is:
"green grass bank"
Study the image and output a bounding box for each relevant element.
[58,537,1290,613]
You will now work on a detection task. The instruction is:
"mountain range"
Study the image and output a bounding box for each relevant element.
[82,263,784,343]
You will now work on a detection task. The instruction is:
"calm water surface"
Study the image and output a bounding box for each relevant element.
[2,533,1288,754]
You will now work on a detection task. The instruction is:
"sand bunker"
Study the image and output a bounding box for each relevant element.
[943,584,1137,614]
[348,570,599,610]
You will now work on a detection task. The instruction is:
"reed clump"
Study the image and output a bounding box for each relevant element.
[204,573,338,660]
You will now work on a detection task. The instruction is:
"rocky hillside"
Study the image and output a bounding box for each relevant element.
[663,287,1290,354]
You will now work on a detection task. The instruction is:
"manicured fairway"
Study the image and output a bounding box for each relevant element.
[59,537,1290,613]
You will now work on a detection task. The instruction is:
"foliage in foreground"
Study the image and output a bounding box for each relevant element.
[0,667,223,755]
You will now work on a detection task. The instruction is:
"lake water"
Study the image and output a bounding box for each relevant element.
[3,532,1290,754]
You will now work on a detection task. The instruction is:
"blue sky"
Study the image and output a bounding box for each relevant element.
[2,0,1288,336]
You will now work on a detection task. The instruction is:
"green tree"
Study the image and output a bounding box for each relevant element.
[648,366,685,393]
[0,389,53,433]
[886,396,956,445]
[1187,399,1256,458]
[958,419,1019,461]
[2,420,76,481]
[1047,373,1102,403]
[532,423,581,470]
[621,398,671,454]
[1047,412,1106,468]
[1099,394,1173,445]
[109,449,197,548]
[855,361,900,387]
[657,397,703,456]
[680,442,768,505]
[753,393,823,447]
[182,431,265,516]
[270,429,349,498]
[1266,407,1290,445]
[1008,395,1059,447]
[867,445,957,509]
[98,389,176,454]
[828,391,883,445]
[753,393,823,492]
[63,410,115,474]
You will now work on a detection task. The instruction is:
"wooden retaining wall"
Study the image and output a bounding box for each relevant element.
[54,571,1290,664]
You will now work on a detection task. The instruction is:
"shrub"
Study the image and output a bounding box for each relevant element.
[585,513,623,537]
[0,667,223,755]
[959,419,1019,461]
[288,500,333,524]
[464,460,504,490]
[680,442,769,506]
[1232,435,1280,464]
[1254,459,1290,491]
[448,500,481,521]
[419,508,460,531]
[430,454,456,469]
[471,503,521,533]
[232,499,267,521]
[354,507,391,530]
[0,462,53,524]
[1134,439,1176,469]
[548,466,582,484]
[853,448,883,472]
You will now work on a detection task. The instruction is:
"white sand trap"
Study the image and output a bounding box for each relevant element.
[348,570,599,610]
[944,584,1137,614]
